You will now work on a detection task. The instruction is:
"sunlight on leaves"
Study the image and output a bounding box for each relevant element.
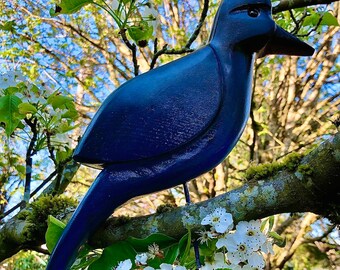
[50,0,94,16]
[0,94,24,136]
[45,215,66,253]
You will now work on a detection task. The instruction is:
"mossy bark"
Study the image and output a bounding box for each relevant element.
[90,132,340,247]
[0,132,339,262]
[0,195,77,262]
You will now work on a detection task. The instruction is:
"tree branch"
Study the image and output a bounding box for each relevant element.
[90,132,340,247]
[150,0,210,69]
[22,118,38,208]
[273,0,337,14]
[1,131,339,262]
[120,29,139,76]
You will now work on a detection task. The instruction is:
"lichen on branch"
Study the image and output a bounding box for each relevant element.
[0,132,339,262]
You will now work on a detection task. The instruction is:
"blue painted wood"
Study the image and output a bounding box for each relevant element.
[47,0,313,269]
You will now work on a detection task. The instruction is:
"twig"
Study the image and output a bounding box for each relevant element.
[273,0,336,14]
[22,118,39,208]
[297,14,325,37]
[153,38,158,55]
[120,29,139,76]
[52,164,65,195]
[0,170,58,219]
[185,0,210,49]
[46,131,57,165]
[249,60,265,160]
[51,155,75,195]
[31,246,50,255]
[31,170,59,198]
[150,44,168,69]
[289,9,300,35]
[304,224,336,242]
[150,0,210,70]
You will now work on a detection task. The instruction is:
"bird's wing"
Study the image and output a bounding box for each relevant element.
[74,46,222,167]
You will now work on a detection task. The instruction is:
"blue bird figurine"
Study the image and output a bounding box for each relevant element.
[47,0,313,269]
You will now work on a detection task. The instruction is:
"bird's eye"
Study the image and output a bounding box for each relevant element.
[247,7,260,18]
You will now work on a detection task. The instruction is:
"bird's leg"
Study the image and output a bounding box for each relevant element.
[183,182,191,204]
[182,183,201,269]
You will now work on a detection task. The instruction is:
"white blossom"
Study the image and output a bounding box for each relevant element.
[235,220,266,250]
[111,0,120,10]
[228,264,253,270]
[116,259,132,270]
[224,233,254,264]
[144,267,155,270]
[260,238,274,255]
[216,235,228,249]
[201,207,233,234]
[135,253,148,265]
[140,3,159,34]
[53,133,71,145]
[159,264,173,270]
[0,70,25,89]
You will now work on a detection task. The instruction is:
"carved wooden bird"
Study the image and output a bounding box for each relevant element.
[47,0,313,269]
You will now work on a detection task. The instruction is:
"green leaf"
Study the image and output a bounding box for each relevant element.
[89,241,136,270]
[178,231,191,264]
[30,84,40,95]
[16,165,26,175]
[18,102,37,115]
[260,219,267,232]
[320,12,339,26]
[61,109,78,120]
[57,122,77,133]
[3,86,20,95]
[268,215,275,231]
[77,244,93,259]
[17,121,25,130]
[127,21,153,44]
[71,256,99,270]
[147,257,163,269]
[303,13,320,27]
[50,0,94,16]
[199,240,217,257]
[261,216,275,232]
[0,94,24,136]
[127,233,177,252]
[56,147,72,163]
[35,137,46,151]
[45,215,66,253]
[269,231,286,247]
[71,250,100,270]
[163,244,179,264]
[47,93,74,110]
[0,20,16,32]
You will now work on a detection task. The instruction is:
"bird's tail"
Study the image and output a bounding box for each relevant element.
[46,165,137,270]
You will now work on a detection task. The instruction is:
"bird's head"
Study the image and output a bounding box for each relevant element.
[210,0,314,57]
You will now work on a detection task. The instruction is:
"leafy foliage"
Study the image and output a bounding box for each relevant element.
[45,215,66,252]
[50,0,158,45]
[50,0,94,16]
[0,94,24,136]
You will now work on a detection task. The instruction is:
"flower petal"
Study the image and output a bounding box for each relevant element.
[201,215,212,225]
[247,252,265,268]
[227,251,245,265]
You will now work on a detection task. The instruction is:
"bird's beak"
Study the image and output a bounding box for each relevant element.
[257,25,314,58]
